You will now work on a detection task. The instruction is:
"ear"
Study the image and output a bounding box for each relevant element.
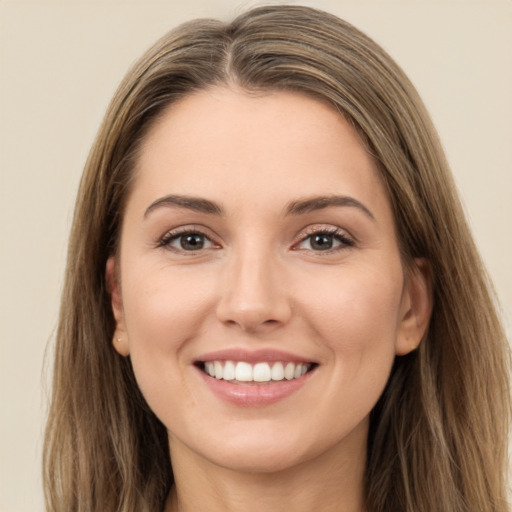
[106,255,130,356]
[395,258,433,356]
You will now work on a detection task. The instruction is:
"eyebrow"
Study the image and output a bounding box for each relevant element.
[144,194,224,218]
[285,195,375,221]
[144,193,375,221]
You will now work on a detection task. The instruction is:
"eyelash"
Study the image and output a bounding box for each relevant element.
[157,226,355,254]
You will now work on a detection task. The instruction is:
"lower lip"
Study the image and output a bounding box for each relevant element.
[196,368,315,407]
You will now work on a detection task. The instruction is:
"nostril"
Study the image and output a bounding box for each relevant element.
[221,314,283,333]
[239,317,281,332]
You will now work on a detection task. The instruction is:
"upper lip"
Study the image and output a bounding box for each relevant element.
[194,348,317,364]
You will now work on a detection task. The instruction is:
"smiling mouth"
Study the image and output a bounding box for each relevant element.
[196,360,317,383]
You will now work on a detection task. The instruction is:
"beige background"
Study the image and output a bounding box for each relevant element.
[0,0,511,510]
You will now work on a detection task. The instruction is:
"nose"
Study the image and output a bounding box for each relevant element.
[215,245,292,333]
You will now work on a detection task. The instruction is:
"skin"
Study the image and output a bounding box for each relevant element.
[107,87,432,512]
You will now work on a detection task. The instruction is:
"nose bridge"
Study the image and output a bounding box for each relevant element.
[216,238,290,331]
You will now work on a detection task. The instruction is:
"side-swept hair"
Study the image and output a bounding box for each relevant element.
[44,6,510,511]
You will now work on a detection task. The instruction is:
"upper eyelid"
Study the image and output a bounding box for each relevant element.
[294,224,354,242]
[161,224,217,238]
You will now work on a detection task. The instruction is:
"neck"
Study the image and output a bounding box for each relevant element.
[164,426,367,512]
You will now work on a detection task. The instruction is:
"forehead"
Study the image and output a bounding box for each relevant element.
[130,87,390,219]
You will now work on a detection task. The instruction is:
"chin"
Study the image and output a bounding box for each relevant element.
[205,442,312,475]
[175,418,365,476]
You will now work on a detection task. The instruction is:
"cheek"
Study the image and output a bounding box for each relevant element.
[120,265,213,405]
[294,264,403,432]
[122,262,211,343]
[301,263,403,345]
[296,261,404,402]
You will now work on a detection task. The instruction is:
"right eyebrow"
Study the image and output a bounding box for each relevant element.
[144,194,224,218]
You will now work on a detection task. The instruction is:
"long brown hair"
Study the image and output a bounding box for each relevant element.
[43,5,510,511]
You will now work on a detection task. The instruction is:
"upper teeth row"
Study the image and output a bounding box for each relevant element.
[204,361,310,382]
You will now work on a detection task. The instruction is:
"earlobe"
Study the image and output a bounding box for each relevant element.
[395,258,433,356]
[106,256,130,357]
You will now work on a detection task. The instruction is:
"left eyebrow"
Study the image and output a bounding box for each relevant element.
[285,195,375,221]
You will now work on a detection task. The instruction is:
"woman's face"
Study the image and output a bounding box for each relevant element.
[108,87,430,473]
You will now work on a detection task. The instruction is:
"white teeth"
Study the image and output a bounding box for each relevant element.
[271,362,284,381]
[235,361,253,381]
[284,362,295,380]
[202,360,312,382]
[214,361,223,379]
[253,362,272,382]
[205,362,215,377]
[223,360,235,380]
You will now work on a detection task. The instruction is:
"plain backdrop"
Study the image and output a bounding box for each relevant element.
[0,1,511,510]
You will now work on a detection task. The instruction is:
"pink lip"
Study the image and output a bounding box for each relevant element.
[195,348,314,364]
[196,367,315,407]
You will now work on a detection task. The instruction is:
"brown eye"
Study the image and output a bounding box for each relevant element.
[310,234,334,250]
[179,233,206,250]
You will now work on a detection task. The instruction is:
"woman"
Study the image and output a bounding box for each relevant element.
[43,5,510,512]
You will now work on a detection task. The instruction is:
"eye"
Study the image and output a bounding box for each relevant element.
[295,228,354,252]
[158,229,216,252]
